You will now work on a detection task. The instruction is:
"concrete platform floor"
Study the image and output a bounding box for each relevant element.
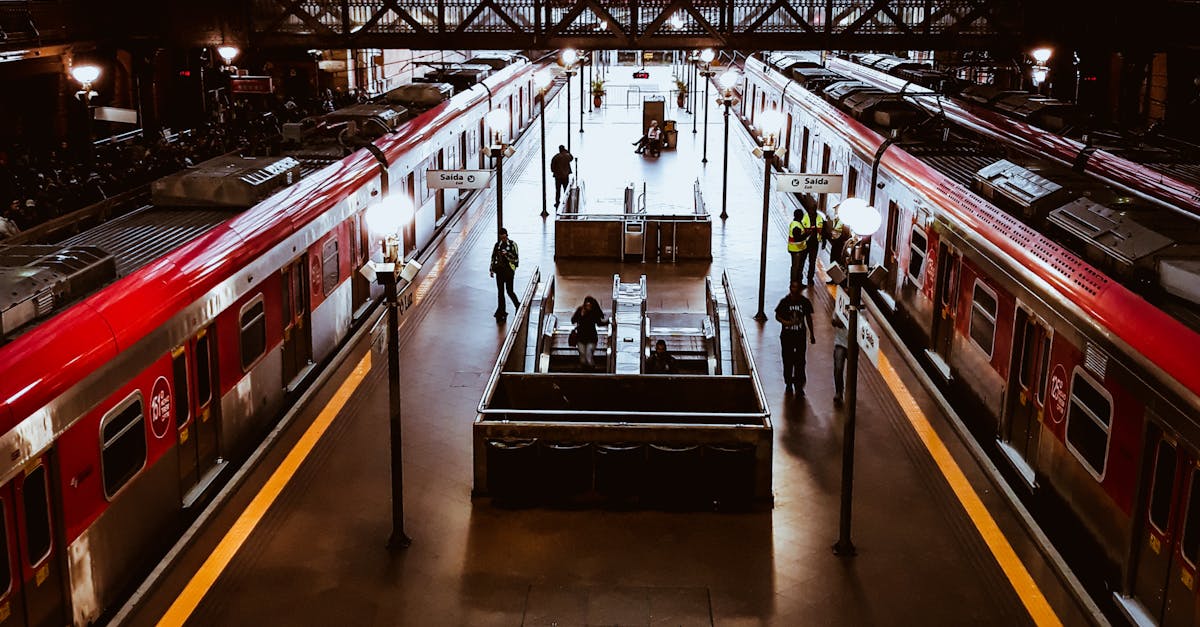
[123,65,1096,627]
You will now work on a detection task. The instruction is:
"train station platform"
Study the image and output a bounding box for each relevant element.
[118,66,1099,626]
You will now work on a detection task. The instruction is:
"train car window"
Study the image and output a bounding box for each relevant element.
[1037,337,1052,404]
[1182,468,1200,567]
[908,227,927,281]
[0,499,9,595]
[1018,324,1036,388]
[969,281,997,357]
[1065,369,1113,479]
[196,333,212,407]
[101,393,147,498]
[1148,439,1177,535]
[21,466,51,565]
[172,349,190,427]
[800,127,809,172]
[239,296,266,371]
[321,238,339,296]
[846,166,858,198]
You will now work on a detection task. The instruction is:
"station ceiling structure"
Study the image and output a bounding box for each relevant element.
[247,0,1023,50]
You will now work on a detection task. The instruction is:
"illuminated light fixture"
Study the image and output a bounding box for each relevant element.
[1031,47,1053,64]
[717,68,741,91]
[699,48,715,64]
[561,48,578,67]
[670,13,685,30]
[485,107,511,142]
[757,108,786,147]
[534,67,555,90]
[598,20,607,30]
[71,64,100,86]
[217,45,240,65]
[367,193,415,236]
[838,197,882,237]
[1031,65,1049,86]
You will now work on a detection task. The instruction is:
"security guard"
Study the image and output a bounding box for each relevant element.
[788,198,824,286]
[825,207,849,282]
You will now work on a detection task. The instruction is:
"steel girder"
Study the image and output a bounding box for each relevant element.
[247,0,1023,50]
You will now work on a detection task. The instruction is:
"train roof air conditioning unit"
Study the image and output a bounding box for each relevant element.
[0,245,116,340]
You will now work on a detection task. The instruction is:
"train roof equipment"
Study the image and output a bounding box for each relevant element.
[384,82,453,110]
[151,155,303,208]
[0,246,116,341]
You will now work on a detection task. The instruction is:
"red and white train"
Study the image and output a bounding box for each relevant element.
[745,54,1200,625]
[0,58,545,625]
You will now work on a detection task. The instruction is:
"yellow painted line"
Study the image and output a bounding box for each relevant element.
[156,351,373,627]
[822,284,1059,625]
[875,352,1060,626]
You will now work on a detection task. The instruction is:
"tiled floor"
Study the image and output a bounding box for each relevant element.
[125,66,1094,626]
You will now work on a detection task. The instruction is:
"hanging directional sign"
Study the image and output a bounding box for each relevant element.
[776,173,844,194]
[426,170,492,190]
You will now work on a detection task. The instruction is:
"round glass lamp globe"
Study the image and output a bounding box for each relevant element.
[217,46,240,64]
[561,48,578,66]
[718,68,741,91]
[367,194,414,235]
[485,108,510,137]
[1031,47,1053,64]
[535,68,555,90]
[72,65,100,85]
[699,49,715,64]
[839,198,881,236]
[757,109,786,141]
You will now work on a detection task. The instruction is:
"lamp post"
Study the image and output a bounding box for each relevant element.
[562,49,578,152]
[485,108,515,240]
[217,45,239,70]
[1030,47,1052,96]
[365,196,423,551]
[716,68,741,220]
[579,52,586,133]
[831,197,882,557]
[752,108,786,322]
[535,68,554,218]
[71,64,101,164]
[699,49,715,164]
[690,53,698,133]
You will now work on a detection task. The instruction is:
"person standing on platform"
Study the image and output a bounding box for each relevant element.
[550,145,573,208]
[775,280,816,395]
[825,206,849,282]
[571,296,608,370]
[802,201,825,286]
[832,308,849,404]
[787,208,809,285]
[489,227,520,320]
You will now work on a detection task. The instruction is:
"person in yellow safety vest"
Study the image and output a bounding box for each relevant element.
[787,208,810,285]
[825,207,849,283]
[788,199,825,286]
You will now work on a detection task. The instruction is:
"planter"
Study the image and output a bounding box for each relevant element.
[593,94,603,108]
[677,94,686,108]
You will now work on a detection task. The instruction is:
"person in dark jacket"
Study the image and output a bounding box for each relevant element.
[775,280,816,394]
[549,145,573,208]
[570,295,607,370]
[645,339,677,374]
[489,228,520,320]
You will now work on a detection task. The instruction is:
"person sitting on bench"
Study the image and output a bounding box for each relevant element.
[633,120,662,154]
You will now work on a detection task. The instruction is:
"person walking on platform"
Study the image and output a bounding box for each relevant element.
[775,280,816,395]
[571,296,608,370]
[832,308,849,404]
[550,145,573,208]
[489,227,520,320]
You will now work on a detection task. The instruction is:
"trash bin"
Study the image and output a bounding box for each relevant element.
[662,120,678,150]
[595,443,645,501]
[646,443,703,508]
[704,443,756,510]
[540,441,593,500]
[486,438,538,503]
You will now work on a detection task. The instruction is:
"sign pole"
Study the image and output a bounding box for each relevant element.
[834,255,865,557]
[754,146,773,322]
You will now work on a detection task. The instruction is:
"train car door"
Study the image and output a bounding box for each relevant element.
[883,201,901,288]
[350,215,370,314]
[782,113,792,169]
[819,144,831,212]
[2,460,65,627]
[192,327,221,484]
[0,491,28,627]
[281,257,313,387]
[435,149,446,222]
[930,241,960,374]
[1000,307,1049,483]
[172,345,200,496]
[1130,431,1200,626]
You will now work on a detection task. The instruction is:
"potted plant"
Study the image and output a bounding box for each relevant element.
[674,78,688,108]
[591,78,606,107]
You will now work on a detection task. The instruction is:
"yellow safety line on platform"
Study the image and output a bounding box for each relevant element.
[156,352,373,627]
[824,285,1059,625]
